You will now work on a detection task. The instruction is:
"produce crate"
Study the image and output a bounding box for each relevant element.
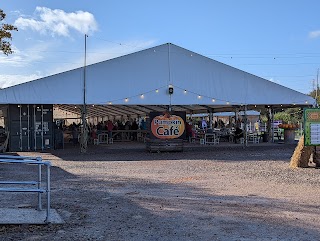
[145,138,184,152]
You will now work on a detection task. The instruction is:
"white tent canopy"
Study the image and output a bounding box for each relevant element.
[213,110,260,117]
[0,43,314,117]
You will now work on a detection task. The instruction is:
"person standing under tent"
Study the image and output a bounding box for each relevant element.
[131,119,139,141]
[71,122,79,146]
[186,121,193,141]
[107,120,114,140]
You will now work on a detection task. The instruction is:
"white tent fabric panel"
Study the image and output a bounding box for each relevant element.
[86,44,170,105]
[170,46,247,105]
[0,68,83,104]
[0,43,315,106]
[244,71,309,105]
[169,44,313,105]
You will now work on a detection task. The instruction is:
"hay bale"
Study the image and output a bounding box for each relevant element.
[290,136,313,168]
[314,146,320,168]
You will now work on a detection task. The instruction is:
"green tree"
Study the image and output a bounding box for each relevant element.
[309,88,320,105]
[274,108,302,124]
[0,9,17,55]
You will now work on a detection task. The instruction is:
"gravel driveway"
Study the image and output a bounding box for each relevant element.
[0,142,320,241]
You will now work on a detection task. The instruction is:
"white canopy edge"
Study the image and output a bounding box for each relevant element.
[0,43,315,110]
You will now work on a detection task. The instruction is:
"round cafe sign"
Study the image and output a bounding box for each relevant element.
[151,113,185,139]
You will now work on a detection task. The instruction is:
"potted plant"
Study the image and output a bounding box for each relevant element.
[278,123,298,143]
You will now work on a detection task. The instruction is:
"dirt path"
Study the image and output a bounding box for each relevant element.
[0,143,319,240]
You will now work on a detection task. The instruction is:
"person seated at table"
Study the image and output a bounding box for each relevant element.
[201,118,208,130]
[221,120,226,128]
[234,127,244,143]
[206,128,213,133]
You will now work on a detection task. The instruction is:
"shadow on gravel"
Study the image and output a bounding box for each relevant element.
[49,143,297,163]
[1,162,320,241]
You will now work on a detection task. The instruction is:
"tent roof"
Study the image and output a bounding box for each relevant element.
[214,110,260,117]
[0,43,314,117]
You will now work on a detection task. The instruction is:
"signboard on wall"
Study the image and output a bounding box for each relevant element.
[304,108,320,146]
[149,111,186,139]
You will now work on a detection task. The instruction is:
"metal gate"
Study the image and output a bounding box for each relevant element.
[33,105,52,151]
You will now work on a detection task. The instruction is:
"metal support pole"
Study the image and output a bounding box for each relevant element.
[244,105,248,147]
[80,34,88,153]
[41,105,44,150]
[209,111,213,129]
[27,104,30,150]
[19,105,22,151]
[316,68,319,107]
[271,108,274,143]
[168,43,172,110]
[45,162,51,223]
[34,105,37,151]
[37,157,42,210]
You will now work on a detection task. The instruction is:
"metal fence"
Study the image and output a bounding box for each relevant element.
[0,155,51,223]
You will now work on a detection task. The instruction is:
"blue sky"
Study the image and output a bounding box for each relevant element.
[1,0,320,94]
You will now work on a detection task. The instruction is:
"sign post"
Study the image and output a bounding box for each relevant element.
[304,108,320,146]
[146,111,186,152]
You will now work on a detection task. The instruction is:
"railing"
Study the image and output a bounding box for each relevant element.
[0,155,51,223]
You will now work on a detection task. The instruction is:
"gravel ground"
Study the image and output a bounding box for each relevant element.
[0,142,320,241]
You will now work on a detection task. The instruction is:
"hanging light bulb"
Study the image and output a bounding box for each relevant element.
[226,101,230,105]
[184,90,187,94]
[155,89,159,93]
[108,102,112,105]
[140,94,144,99]
[212,98,215,102]
[125,98,129,102]
[198,95,202,99]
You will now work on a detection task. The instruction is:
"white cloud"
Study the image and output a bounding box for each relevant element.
[0,42,51,67]
[14,7,98,37]
[0,73,43,89]
[309,30,320,39]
